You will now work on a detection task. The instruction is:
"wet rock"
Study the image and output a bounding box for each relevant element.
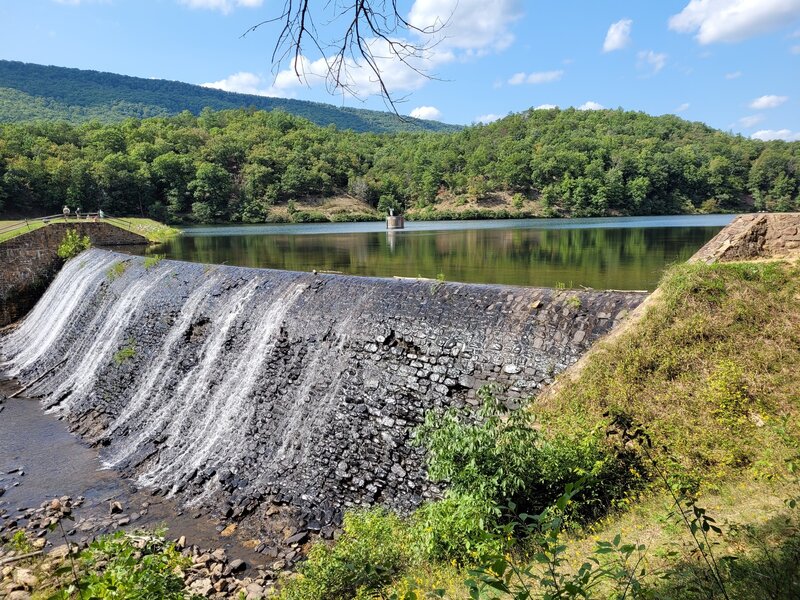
[229,558,246,572]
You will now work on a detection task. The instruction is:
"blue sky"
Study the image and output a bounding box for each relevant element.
[1,0,798,139]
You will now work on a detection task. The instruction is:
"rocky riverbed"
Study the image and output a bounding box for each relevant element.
[0,389,337,598]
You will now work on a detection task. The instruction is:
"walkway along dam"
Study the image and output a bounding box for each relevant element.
[0,248,646,533]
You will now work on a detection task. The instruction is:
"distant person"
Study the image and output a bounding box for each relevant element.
[76,207,82,220]
[62,205,70,221]
[98,209,105,219]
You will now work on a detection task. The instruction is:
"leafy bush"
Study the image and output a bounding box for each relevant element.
[290,210,328,223]
[411,493,503,563]
[279,508,411,600]
[56,229,91,259]
[77,531,189,599]
[413,386,641,561]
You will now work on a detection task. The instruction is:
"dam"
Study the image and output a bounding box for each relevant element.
[0,248,646,530]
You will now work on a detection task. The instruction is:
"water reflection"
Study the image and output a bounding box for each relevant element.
[139,217,731,290]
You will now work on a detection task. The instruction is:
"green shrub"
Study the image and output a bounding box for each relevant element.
[143,254,165,269]
[411,493,503,564]
[56,229,91,259]
[77,530,189,599]
[413,386,641,561]
[106,261,129,281]
[290,210,328,223]
[279,508,411,600]
[113,338,136,365]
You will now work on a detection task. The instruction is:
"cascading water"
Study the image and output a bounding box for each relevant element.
[0,248,647,521]
[0,252,118,377]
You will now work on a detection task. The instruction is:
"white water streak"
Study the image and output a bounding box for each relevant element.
[104,275,220,438]
[106,278,261,470]
[136,283,306,502]
[48,267,171,413]
[0,252,117,377]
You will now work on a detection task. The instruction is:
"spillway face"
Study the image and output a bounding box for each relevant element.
[0,249,646,522]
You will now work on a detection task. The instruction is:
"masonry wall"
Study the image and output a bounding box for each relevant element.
[1,249,647,528]
[0,223,147,327]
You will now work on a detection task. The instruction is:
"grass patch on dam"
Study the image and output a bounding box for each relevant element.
[277,259,800,599]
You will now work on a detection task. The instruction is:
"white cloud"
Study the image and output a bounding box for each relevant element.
[749,94,789,108]
[534,104,558,110]
[577,101,605,110]
[409,106,442,120]
[408,0,524,54]
[603,19,633,52]
[751,128,800,141]
[475,114,502,123]
[200,72,281,96]
[675,102,691,112]
[669,0,800,44]
[737,114,765,127]
[725,70,743,79]
[637,50,668,74]
[179,0,263,13]
[508,70,564,85]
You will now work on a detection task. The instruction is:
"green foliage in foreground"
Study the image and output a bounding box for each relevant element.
[39,530,192,600]
[281,509,412,600]
[56,229,91,259]
[413,387,641,563]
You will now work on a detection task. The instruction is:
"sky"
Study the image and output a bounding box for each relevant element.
[0,0,799,139]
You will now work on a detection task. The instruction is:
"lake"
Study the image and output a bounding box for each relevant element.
[136,215,736,291]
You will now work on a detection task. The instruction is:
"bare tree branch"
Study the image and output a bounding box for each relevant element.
[242,0,449,114]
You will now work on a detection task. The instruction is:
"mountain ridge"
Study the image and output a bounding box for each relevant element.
[0,60,461,134]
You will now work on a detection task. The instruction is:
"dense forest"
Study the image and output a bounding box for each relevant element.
[0,60,459,134]
[1,106,798,224]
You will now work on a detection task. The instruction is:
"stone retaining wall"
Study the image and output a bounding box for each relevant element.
[1,249,647,528]
[691,212,800,263]
[0,223,147,327]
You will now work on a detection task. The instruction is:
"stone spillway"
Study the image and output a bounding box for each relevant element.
[0,249,646,522]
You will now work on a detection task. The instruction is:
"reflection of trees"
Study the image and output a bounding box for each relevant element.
[156,225,721,290]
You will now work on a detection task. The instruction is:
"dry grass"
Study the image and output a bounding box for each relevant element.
[268,195,379,222]
[538,259,800,488]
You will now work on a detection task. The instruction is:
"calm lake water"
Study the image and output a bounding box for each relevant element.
[138,215,736,291]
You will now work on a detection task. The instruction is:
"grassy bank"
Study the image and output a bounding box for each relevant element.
[0,219,45,243]
[276,259,800,599]
[113,217,181,243]
[0,217,180,244]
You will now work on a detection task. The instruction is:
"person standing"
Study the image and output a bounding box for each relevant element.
[62,205,70,221]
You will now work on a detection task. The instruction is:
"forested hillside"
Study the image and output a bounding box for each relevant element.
[0,107,798,223]
[0,60,459,134]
